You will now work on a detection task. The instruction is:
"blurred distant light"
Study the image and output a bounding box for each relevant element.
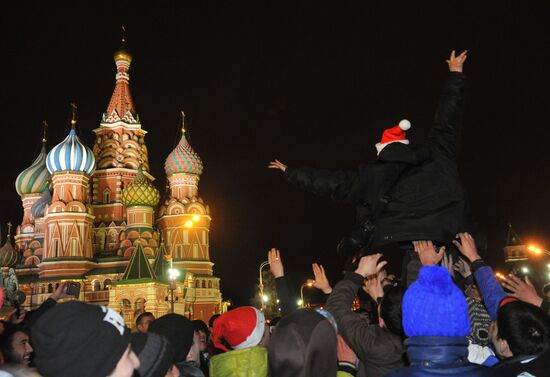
[192,215,200,222]
[522,267,529,274]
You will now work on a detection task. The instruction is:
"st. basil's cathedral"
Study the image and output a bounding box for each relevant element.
[3,42,224,326]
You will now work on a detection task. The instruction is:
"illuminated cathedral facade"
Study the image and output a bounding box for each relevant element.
[7,44,223,326]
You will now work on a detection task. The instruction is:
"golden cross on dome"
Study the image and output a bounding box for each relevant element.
[121,25,126,48]
[181,110,186,133]
[70,103,78,128]
[6,222,12,239]
[42,121,48,143]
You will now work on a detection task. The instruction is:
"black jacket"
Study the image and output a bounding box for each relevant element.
[326,272,405,377]
[285,72,479,249]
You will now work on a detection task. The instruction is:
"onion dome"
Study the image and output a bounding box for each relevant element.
[46,106,96,176]
[164,112,203,176]
[0,224,18,267]
[121,167,160,207]
[15,141,50,196]
[31,187,52,218]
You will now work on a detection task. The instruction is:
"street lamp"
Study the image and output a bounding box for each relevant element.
[300,280,314,308]
[258,260,270,310]
[168,267,180,313]
[528,245,550,256]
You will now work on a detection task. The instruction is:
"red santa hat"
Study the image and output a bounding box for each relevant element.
[212,306,265,352]
[375,119,411,155]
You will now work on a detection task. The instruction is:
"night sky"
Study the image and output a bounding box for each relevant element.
[1,1,550,306]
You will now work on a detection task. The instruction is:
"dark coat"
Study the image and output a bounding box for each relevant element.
[285,72,480,249]
[326,272,405,377]
[384,336,496,377]
[493,350,550,377]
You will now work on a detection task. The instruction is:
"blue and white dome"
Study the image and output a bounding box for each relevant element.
[46,129,96,175]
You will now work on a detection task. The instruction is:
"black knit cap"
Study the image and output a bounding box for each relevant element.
[131,332,175,377]
[148,313,195,363]
[32,301,130,377]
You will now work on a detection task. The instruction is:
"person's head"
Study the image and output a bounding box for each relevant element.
[402,266,470,337]
[31,301,138,377]
[131,332,178,377]
[208,314,220,333]
[212,306,267,352]
[378,285,405,337]
[192,320,209,352]
[148,313,195,363]
[492,299,550,359]
[465,283,482,300]
[186,331,201,364]
[268,309,337,377]
[136,312,156,333]
[0,324,33,366]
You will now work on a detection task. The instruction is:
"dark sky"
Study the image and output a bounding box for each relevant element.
[1,1,550,306]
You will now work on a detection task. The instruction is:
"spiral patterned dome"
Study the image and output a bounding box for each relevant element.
[121,168,160,207]
[15,143,51,196]
[0,239,17,268]
[164,133,203,176]
[46,128,96,175]
[31,187,52,218]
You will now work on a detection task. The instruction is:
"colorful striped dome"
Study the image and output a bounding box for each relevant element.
[15,143,51,196]
[31,187,52,218]
[46,128,96,175]
[0,239,17,267]
[121,168,160,207]
[164,133,203,176]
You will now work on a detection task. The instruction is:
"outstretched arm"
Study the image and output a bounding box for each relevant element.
[269,159,362,204]
[426,50,468,161]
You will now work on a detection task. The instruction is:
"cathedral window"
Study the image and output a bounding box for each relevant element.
[195,280,200,288]
[104,190,111,203]
[104,279,112,290]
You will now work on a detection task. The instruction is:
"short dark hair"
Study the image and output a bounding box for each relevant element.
[497,301,550,356]
[208,313,221,329]
[0,323,28,363]
[135,312,154,326]
[380,286,405,337]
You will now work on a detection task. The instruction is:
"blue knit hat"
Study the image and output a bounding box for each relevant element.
[403,266,470,337]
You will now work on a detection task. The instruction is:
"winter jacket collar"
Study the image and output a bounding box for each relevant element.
[405,336,470,368]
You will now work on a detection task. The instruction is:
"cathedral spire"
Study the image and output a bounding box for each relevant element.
[42,121,48,144]
[105,29,136,123]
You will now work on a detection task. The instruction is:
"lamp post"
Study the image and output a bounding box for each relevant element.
[168,267,180,313]
[258,260,270,310]
[300,280,314,308]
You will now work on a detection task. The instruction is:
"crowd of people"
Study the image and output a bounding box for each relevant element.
[1,51,550,376]
[0,232,549,377]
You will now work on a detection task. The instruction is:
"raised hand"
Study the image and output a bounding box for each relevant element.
[446,50,468,73]
[312,263,332,294]
[51,281,76,301]
[441,252,455,278]
[268,248,284,278]
[452,232,481,262]
[453,257,472,278]
[268,159,287,172]
[413,240,445,266]
[501,274,543,307]
[363,270,384,302]
[355,253,387,278]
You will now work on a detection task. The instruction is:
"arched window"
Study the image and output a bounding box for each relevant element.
[201,280,206,288]
[103,190,111,203]
[208,280,212,289]
[93,280,101,292]
[195,280,200,288]
[104,279,112,290]
[47,284,53,293]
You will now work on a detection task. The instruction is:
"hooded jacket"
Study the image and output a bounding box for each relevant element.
[285,72,481,251]
[209,346,268,377]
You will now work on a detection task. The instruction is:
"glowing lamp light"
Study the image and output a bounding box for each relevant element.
[262,294,269,303]
[521,267,529,274]
[529,245,542,254]
[192,215,200,222]
[297,299,303,306]
[168,268,180,280]
[185,220,193,228]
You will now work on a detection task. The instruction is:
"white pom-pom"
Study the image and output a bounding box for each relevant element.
[399,119,411,131]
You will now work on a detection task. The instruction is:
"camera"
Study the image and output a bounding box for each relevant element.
[66,281,81,297]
